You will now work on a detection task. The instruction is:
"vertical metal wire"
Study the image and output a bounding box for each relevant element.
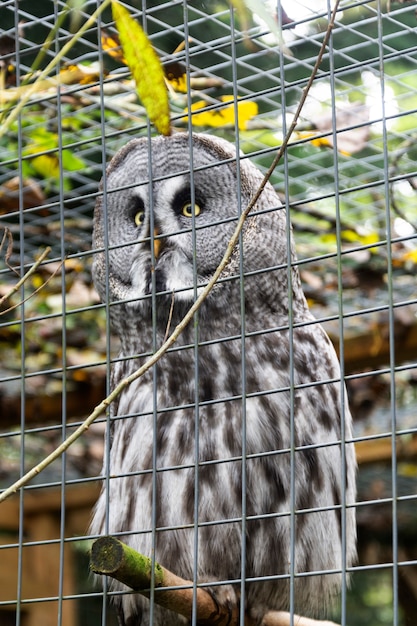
[96,3,113,623]
[327,4,349,625]
[277,4,296,622]
[146,123,161,626]
[147,121,159,626]
[139,5,160,625]
[15,4,25,623]
[376,2,399,623]
[55,4,68,623]
[182,5,202,623]
[229,9,247,623]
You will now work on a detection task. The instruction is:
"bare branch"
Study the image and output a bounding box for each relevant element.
[0,246,51,313]
[0,1,341,504]
[0,227,16,273]
[0,255,65,316]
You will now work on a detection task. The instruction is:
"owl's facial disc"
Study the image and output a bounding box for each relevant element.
[128,177,206,304]
[106,152,237,309]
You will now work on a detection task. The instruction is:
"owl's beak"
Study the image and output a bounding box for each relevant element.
[153,228,162,258]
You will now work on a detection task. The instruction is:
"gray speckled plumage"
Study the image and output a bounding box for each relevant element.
[90,133,356,625]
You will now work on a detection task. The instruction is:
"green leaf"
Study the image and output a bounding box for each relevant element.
[111,0,171,136]
[62,149,85,172]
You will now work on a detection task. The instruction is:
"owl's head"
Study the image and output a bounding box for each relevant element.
[93,133,301,325]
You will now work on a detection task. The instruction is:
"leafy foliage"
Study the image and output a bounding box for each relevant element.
[111,0,171,135]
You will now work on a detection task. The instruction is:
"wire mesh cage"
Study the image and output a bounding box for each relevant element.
[0,1,416,625]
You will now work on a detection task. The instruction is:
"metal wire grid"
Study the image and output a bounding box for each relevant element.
[0,2,415,262]
[0,1,416,625]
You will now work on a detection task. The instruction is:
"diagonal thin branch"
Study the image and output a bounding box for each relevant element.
[0,0,341,505]
[0,227,16,273]
[0,246,51,312]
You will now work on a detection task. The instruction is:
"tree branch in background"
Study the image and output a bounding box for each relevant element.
[0,242,52,313]
[0,0,341,504]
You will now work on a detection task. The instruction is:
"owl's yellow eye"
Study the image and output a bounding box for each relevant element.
[134,211,145,227]
[182,202,201,218]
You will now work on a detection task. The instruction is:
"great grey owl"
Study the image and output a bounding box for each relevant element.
[90,132,356,626]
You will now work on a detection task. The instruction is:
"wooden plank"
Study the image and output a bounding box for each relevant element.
[24,513,76,626]
[332,318,417,373]
[0,482,100,530]
[0,482,98,626]
[355,433,417,465]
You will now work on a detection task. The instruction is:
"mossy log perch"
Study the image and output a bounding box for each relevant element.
[90,536,341,626]
[90,535,233,625]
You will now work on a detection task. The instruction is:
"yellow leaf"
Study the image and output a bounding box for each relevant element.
[31,275,44,289]
[341,230,379,246]
[101,31,126,65]
[165,61,187,93]
[183,96,258,130]
[310,136,334,150]
[320,230,379,248]
[401,249,417,264]
[296,130,335,151]
[111,0,171,136]
[62,64,102,85]
[31,154,60,179]
[399,462,417,478]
